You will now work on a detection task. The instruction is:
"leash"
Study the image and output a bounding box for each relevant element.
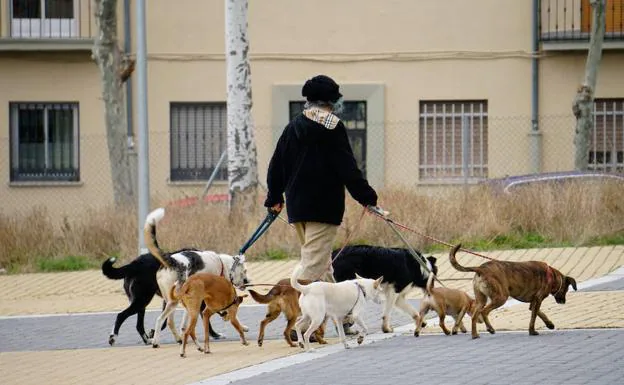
[366,208,497,262]
[239,210,279,255]
[366,206,446,287]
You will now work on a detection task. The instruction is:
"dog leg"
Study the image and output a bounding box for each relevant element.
[136,308,150,344]
[479,295,506,336]
[439,310,452,336]
[151,300,179,348]
[382,289,398,333]
[452,307,469,335]
[332,315,350,350]
[537,309,555,330]
[472,290,488,339]
[294,316,308,350]
[528,299,548,336]
[180,311,200,358]
[353,315,369,345]
[395,294,426,334]
[258,304,281,347]
[414,302,430,337]
[109,304,139,346]
[229,315,250,346]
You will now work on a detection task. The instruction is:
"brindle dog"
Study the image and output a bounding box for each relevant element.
[449,244,577,339]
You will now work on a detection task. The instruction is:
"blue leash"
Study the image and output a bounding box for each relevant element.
[238,210,279,255]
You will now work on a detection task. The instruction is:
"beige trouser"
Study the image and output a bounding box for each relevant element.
[294,221,339,282]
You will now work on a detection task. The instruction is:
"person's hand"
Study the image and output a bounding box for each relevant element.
[367,205,389,217]
[268,203,283,215]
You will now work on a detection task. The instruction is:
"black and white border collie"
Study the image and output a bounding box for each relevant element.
[332,245,438,334]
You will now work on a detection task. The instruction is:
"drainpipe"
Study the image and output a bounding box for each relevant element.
[529,0,542,174]
[124,0,134,149]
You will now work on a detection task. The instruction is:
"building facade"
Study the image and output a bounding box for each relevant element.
[1,0,623,216]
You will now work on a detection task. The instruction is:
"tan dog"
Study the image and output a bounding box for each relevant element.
[170,272,249,357]
[414,273,481,337]
[249,278,326,347]
[449,244,577,339]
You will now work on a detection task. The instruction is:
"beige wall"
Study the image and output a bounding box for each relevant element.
[1,0,623,217]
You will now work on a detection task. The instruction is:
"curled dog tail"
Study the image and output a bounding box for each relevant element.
[101,257,129,280]
[143,208,171,269]
[169,280,189,302]
[249,289,275,304]
[290,264,309,295]
[449,244,478,273]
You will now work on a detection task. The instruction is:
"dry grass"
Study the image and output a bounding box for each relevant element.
[1,180,623,273]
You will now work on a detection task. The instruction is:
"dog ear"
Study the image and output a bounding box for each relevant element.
[566,276,578,291]
[355,273,364,280]
[374,276,384,288]
[427,256,437,263]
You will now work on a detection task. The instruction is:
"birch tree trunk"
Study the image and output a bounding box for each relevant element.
[573,0,606,171]
[92,0,136,206]
[225,0,259,212]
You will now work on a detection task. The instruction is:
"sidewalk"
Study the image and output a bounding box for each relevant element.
[0,245,623,385]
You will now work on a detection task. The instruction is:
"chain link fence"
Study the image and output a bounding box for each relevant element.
[2,113,621,219]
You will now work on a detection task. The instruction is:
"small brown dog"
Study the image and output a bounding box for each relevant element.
[414,273,481,337]
[249,278,326,347]
[170,272,249,357]
[449,244,577,339]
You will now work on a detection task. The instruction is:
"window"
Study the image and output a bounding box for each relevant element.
[11,0,76,38]
[10,102,80,182]
[289,101,368,177]
[170,103,227,182]
[589,99,624,172]
[419,101,488,181]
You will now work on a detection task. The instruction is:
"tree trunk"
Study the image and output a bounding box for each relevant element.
[92,0,136,206]
[573,0,606,171]
[225,0,259,212]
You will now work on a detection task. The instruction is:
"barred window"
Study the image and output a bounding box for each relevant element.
[419,100,488,181]
[289,100,367,177]
[589,99,624,173]
[170,103,227,182]
[10,102,80,182]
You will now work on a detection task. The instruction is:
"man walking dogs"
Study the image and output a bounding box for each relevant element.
[264,74,379,283]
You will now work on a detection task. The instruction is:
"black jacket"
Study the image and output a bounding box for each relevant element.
[264,112,378,225]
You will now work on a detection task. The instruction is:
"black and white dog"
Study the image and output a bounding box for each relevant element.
[102,250,228,346]
[143,207,250,348]
[332,245,438,334]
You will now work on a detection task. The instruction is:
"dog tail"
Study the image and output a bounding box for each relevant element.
[143,208,171,269]
[449,243,478,273]
[101,257,130,280]
[290,264,309,295]
[425,272,435,296]
[248,289,275,304]
[169,280,190,302]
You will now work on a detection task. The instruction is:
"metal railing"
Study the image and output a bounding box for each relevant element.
[540,0,624,41]
[3,0,93,40]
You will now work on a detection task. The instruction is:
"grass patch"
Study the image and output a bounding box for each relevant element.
[260,249,292,261]
[37,255,97,272]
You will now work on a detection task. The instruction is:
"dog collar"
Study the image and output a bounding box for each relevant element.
[355,282,366,298]
[216,288,238,317]
[547,266,564,296]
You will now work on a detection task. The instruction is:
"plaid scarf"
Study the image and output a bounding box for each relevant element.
[303,107,340,130]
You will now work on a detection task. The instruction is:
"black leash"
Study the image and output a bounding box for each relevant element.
[239,210,279,255]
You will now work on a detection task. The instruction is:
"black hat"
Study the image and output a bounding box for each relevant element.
[301,75,343,103]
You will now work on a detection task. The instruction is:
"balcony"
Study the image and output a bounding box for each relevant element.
[540,0,624,50]
[0,0,95,51]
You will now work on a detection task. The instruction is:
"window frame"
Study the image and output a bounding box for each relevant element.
[169,102,228,183]
[418,100,488,182]
[10,0,78,38]
[9,101,80,183]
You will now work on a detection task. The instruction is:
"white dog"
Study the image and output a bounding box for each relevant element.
[290,264,384,352]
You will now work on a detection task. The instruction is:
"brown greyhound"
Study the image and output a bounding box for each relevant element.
[449,244,577,339]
